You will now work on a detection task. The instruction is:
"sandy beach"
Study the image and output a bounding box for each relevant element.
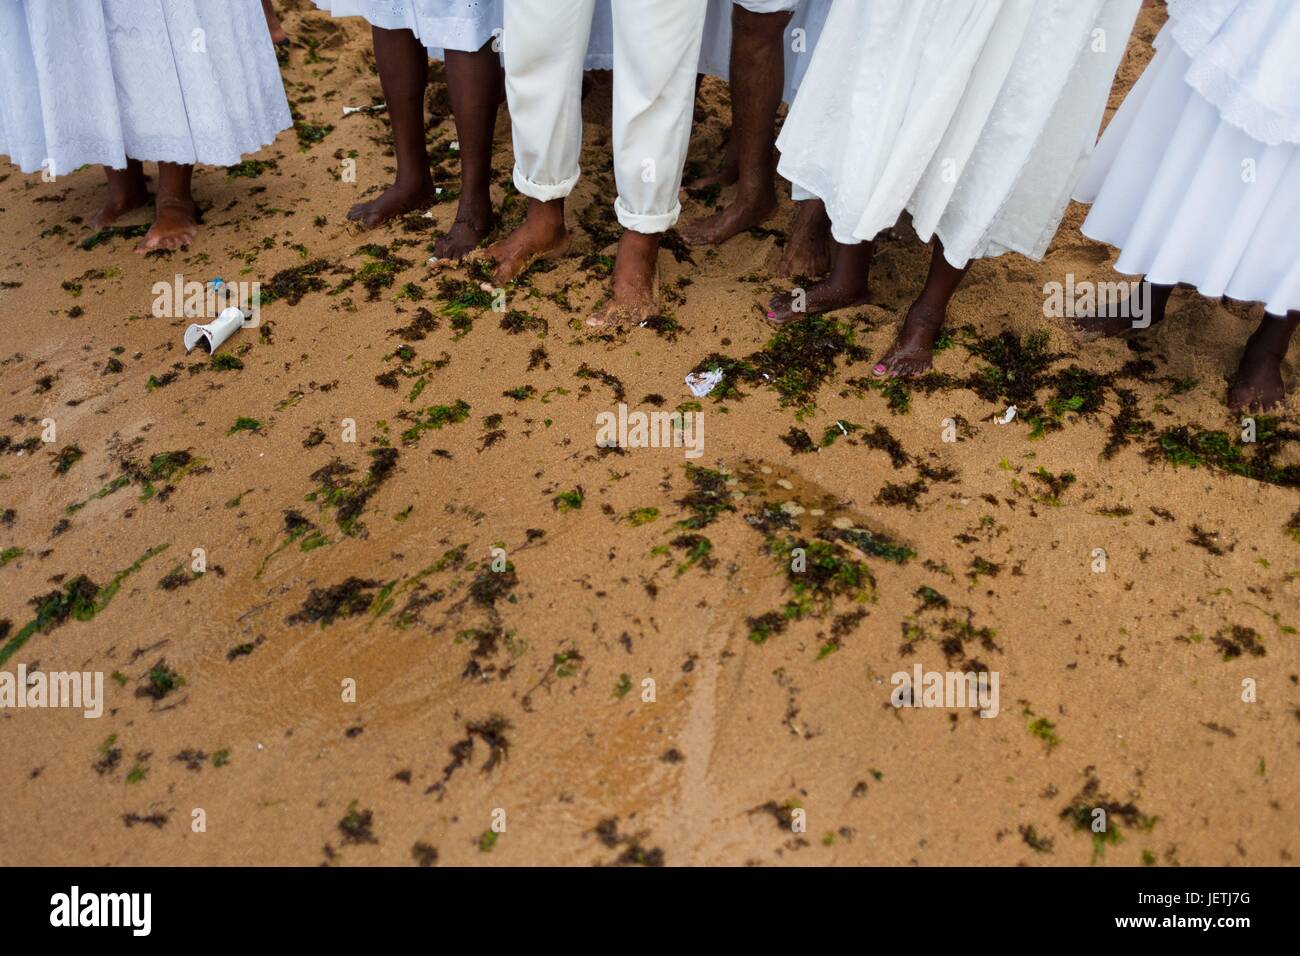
[0,1,1297,867]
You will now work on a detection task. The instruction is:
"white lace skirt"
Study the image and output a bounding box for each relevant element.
[1075,30,1300,316]
[0,0,291,174]
[312,0,500,54]
[775,0,1140,268]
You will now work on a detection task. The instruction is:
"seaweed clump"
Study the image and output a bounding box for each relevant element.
[306,447,400,537]
[260,259,330,306]
[287,577,384,627]
[690,315,871,409]
[1145,418,1300,487]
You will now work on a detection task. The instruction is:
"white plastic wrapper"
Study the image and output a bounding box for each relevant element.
[685,368,724,398]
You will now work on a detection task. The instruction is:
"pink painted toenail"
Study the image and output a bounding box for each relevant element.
[873,364,887,375]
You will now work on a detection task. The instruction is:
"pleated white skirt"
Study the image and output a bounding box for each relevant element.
[1075,29,1300,316]
[0,0,292,173]
[776,0,1140,268]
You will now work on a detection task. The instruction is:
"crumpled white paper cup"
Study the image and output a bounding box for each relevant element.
[184,306,247,354]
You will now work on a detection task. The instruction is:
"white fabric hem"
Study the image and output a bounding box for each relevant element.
[614,196,681,234]
[513,164,579,202]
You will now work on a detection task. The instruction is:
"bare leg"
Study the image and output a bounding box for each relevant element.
[681,6,791,246]
[260,0,288,45]
[136,162,197,254]
[1073,280,1174,340]
[873,241,969,378]
[471,197,569,284]
[1228,311,1297,411]
[586,231,661,328]
[431,39,504,262]
[92,160,149,229]
[348,26,434,229]
[685,73,739,191]
[766,239,872,326]
[777,197,832,277]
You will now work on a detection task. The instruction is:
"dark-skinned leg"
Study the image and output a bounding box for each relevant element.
[766,238,872,326]
[873,240,969,378]
[431,39,504,261]
[348,26,433,229]
[1073,279,1174,340]
[685,72,739,191]
[260,0,288,45]
[472,196,569,285]
[136,162,197,253]
[1228,311,1297,411]
[681,5,791,246]
[586,231,661,328]
[777,196,832,277]
[92,160,149,229]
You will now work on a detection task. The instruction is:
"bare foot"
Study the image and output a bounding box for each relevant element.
[685,160,739,192]
[91,163,149,229]
[777,199,831,278]
[764,265,868,329]
[467,200,568,283]
[1228,335,1290,412]
[135,198,198,254]
[430,205,494,263]
[872,301,948,379]
[681,188,778,246]
[585,232,660,329]
[92,186,149,230]
[1071,281,1173,342]
[347,177,434,230]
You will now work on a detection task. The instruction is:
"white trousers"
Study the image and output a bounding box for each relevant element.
[502,0,707,233]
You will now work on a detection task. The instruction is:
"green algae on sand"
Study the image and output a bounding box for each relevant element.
[0,543,169,665]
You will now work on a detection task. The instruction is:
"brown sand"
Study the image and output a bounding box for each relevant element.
[0,2,1296,867]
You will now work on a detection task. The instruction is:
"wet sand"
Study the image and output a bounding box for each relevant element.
[0,2,1297,866]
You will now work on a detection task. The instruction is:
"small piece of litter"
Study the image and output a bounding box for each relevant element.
[342,103,386,117]
[685,368,724,397]
[183,306,247,354]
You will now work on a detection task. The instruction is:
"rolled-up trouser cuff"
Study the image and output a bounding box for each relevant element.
[513,164,580,203]
[614,195,681,234]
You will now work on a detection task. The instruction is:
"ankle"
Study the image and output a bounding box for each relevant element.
[733,179,777,205]
[393,171,433,191]
[155,194,195,211]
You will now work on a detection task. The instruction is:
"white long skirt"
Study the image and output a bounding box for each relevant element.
[775,0,1140,268]
[0,0,291,174]
[1075,27,1300,316]
[314,0,607,68]
[312,0,501,54]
